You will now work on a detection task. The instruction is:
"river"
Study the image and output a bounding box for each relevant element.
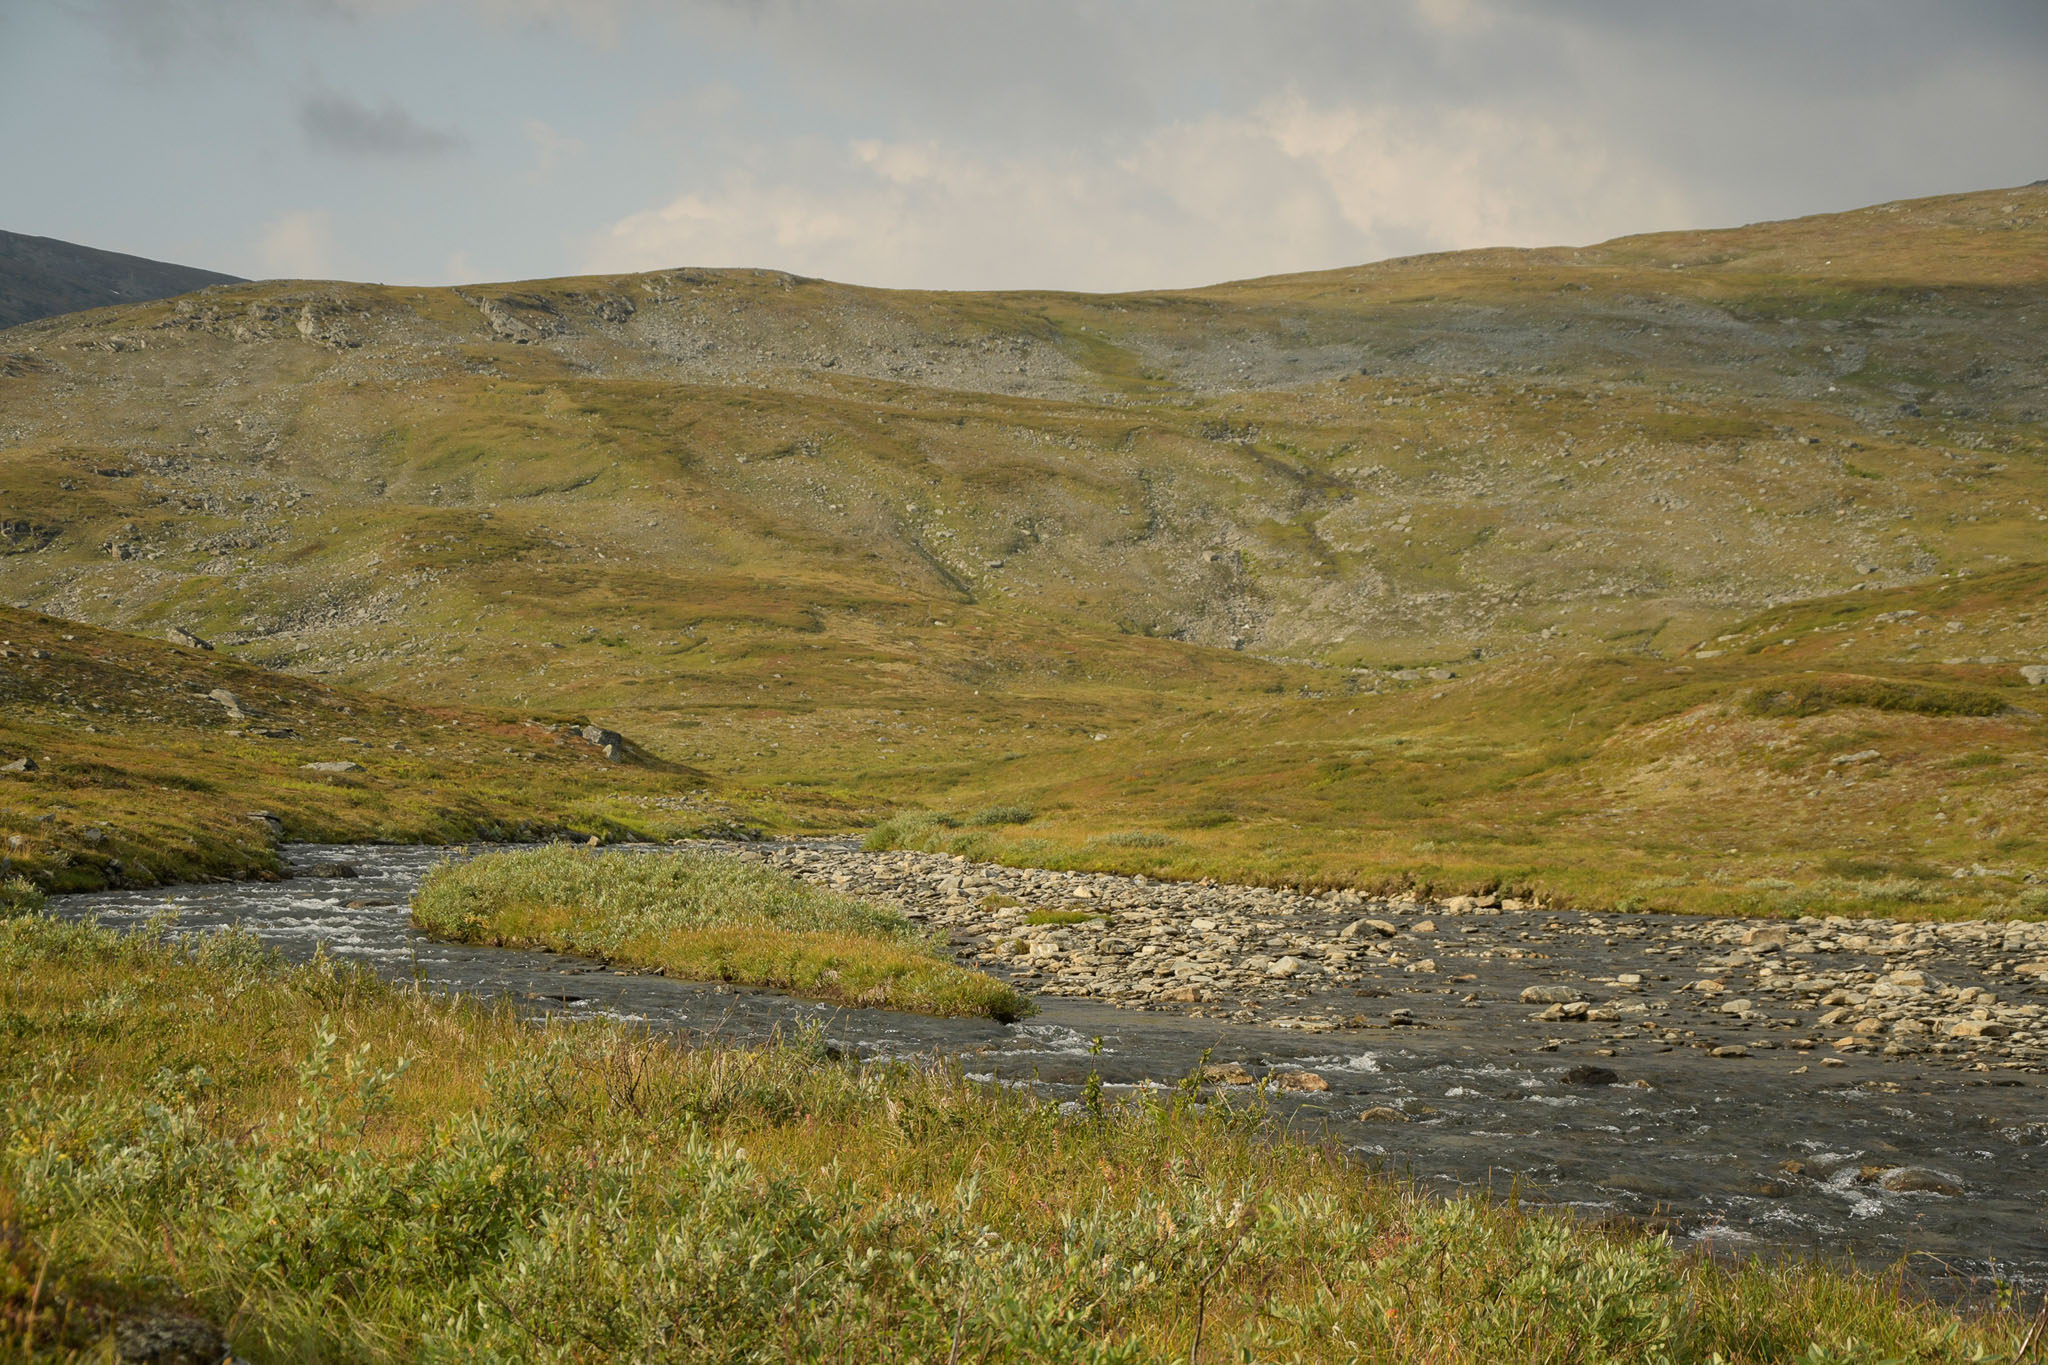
[54,841,2048,1300]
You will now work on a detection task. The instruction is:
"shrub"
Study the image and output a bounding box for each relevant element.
[0,876,44,919]
[1743,678,2007,719]
[964,805,1035,827]
[861,811,957,851]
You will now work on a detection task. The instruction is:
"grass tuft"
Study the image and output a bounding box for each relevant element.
[1022,908,1108,927]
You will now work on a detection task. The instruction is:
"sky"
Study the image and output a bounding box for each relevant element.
[3,0,2045,292]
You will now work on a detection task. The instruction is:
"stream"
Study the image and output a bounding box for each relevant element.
[54,841,2048,1299]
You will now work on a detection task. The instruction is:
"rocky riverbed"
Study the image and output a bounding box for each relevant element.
[52,840,2048,1292]
[725,839,2048,1073]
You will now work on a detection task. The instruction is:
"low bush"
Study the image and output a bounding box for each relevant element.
[861,810,957,850]
[1744,678,2008,719]
[0,876,44,918]
[964,804,1035,827]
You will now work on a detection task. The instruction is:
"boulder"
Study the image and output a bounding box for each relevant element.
[1562,1065,1619,1086]
[1,757,35,773]
[1875,1166,1964,1196]
[2022,665,2048,686]
[166,626,213,651]
[1521,984,1581,1004]
[112,1311,228,1365]
[579,723,627,758]
[298,861,359,878]
[206,688,245,717]
[1275,1070,1329,1093]
[1200,1062,1255,1086]
[302,760,364,773]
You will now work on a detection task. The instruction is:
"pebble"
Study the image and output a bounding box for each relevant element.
[699,838,2048,1075]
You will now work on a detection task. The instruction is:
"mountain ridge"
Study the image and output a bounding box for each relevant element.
[2,184,2045,913]
[0,229,243,330]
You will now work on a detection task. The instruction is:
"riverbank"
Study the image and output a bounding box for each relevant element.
[49,842,2048,1293]
[0,906,2026,1362]
[729,838,2048,1072]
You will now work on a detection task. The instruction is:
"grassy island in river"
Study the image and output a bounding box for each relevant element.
[411,843,1033,1021]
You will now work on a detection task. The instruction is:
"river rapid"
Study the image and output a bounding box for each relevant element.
[54,841,2048,1300]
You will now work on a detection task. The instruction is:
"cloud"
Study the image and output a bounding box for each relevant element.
[584,94,1695,291]
[299,90,466,157]
[255,209,337,277]
[524,117,584,174]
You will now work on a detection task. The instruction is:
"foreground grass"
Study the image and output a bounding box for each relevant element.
[413,844,1032,1021]
[0,912,2026,1363]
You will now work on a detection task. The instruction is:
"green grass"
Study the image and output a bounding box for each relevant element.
[412,844,1032,1021]
[0,913,2026,1362]
[1022,908,1108,927]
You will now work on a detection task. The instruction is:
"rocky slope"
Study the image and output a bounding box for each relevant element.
[3,186,2046,916]
[0,229,241,330]
[0,184,2042,686]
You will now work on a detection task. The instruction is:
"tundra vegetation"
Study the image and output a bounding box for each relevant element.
[2,186,2048,1356]
[4,194,2048,917]
[412,844,1032,1020]
[0,911,2027,1362]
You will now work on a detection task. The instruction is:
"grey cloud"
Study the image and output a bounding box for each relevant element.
[663,0,2047,232]
[299,90,468,157]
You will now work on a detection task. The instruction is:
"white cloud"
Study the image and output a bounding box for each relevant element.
[584,94,1697,291]
[524,117,585,175]
[255,209,337,278]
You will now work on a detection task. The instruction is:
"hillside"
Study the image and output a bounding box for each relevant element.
[0,229,242,330]
[0,606,822,892]
[2,184,2046,911]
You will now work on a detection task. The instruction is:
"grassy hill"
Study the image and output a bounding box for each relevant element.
[2,184,2045,910]
[0,605,867,892]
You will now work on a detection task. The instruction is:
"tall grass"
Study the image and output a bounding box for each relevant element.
[413,843,1032,1021]
[0,913,2028,1362]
